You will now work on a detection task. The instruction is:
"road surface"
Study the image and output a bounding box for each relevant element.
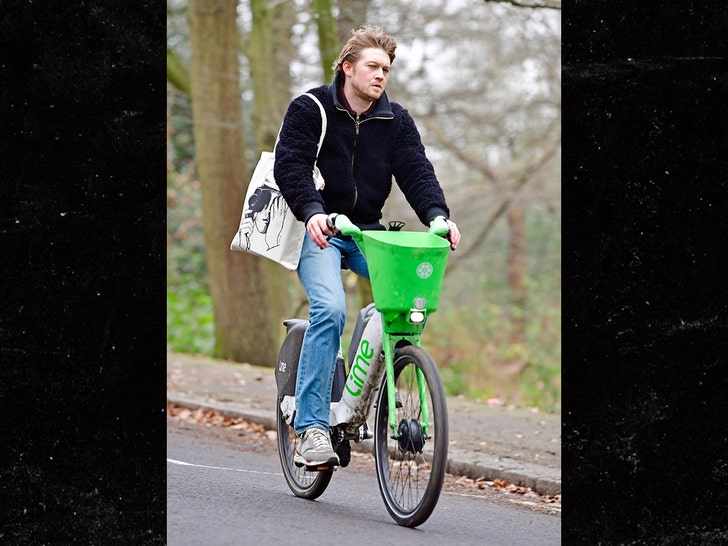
[167,417,560,545]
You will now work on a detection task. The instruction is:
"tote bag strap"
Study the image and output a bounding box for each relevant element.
[301,92,327,156]
[273,92,327,157]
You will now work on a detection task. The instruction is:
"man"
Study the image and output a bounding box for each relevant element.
[274,25,461,468]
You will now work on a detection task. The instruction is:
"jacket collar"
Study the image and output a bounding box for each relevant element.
[329,71,394,119]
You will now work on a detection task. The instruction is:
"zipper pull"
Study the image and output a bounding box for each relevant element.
[355,114,360,136]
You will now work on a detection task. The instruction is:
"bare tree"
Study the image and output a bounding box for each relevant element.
[246,0,296,150]
[336,0,371,44]
[188,0,290,364]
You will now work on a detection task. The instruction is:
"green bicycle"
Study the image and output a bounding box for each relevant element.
[275,213,451,527]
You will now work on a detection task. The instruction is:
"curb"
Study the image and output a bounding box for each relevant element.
[167,394,561,497]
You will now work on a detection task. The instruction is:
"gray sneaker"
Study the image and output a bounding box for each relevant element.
[294,427,340,468]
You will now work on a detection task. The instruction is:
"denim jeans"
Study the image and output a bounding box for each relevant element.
[294,232,369,435]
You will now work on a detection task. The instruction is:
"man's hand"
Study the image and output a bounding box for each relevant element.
[430,216,461,250]
[446,219,461,250]
[306,213,334,249]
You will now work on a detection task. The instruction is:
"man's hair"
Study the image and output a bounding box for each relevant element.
[332,25,397,74]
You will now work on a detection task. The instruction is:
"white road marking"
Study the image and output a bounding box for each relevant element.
[167,458,281,476]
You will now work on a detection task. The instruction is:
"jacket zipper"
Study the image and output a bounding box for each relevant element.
[347,112,389,212]
[351,114,360,210]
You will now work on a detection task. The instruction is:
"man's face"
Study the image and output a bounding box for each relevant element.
[344,47,390,103]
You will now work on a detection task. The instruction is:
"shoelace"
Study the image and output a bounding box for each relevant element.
[307,429,329,449]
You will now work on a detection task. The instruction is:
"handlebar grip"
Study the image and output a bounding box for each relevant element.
[428,216,449,237]
[328,213,362,237]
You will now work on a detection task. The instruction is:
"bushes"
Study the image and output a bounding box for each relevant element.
[167,276,215,356]
[167,167,214,356]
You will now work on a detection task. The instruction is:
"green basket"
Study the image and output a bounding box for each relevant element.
[359,230,450,314]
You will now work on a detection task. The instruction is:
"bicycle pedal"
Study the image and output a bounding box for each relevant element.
[304,463,338,472]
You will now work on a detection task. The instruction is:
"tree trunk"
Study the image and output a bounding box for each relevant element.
[507,206,528,342]
[312,0,339,83]
[188,0,285,365]
[247,0,295,150]
[336,0,371,44]
[166,45,190,95]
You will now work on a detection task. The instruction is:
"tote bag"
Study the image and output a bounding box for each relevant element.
[230,93,326,271]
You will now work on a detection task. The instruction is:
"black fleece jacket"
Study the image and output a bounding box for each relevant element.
[273,73,450,229]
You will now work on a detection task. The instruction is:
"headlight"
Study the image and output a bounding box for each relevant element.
[409,311,425,323]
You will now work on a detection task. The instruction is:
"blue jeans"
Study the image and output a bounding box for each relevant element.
[294,232,369,435]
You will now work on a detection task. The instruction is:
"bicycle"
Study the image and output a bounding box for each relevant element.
[274,213,451,528]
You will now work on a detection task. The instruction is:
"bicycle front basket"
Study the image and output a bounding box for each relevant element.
[360,230,450,315]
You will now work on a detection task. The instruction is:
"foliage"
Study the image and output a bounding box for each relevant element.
[167,164,212,354]
[167,276,215,356]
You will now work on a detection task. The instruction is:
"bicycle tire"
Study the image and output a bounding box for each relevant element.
[276,398,333,499]
[374,345,448,527]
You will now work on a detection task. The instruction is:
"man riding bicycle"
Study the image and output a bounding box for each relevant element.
[274,25,461,468]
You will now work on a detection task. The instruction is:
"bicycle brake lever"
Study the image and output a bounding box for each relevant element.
[328,213,362,238]
[326,213,342,238]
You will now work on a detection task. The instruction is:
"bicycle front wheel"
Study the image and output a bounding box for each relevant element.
[374,345,448,527]
[276,399,333,499]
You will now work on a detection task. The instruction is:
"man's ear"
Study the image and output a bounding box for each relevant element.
[342,60,353,77]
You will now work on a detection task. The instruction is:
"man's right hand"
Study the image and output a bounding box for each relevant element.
[306,213,334,249]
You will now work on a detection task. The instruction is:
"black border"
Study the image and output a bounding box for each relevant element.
[2,4,167,543]
[562,1,728,543]
[4,1,728,543]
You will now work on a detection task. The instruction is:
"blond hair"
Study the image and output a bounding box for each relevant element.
[332,25,397,74]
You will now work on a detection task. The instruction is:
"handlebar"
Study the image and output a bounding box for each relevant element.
[328,213,450,239]
[327,213,361,238]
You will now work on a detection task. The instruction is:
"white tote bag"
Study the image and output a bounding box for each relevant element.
[230,93,326,271]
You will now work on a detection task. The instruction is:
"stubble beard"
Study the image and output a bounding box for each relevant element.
[351,79,383,105]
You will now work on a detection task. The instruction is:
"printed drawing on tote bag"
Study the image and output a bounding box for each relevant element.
[236,161,289,253]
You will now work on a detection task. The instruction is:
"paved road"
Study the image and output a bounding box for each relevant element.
[167,351,562,496]
[167,419,560,546]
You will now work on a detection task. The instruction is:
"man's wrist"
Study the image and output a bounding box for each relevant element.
[302,204,326,226]
[424,206,449,225]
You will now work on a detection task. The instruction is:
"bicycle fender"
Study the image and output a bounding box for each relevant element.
[275,319,309,398]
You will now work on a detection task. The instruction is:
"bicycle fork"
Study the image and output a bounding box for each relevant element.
[381,330,432,439]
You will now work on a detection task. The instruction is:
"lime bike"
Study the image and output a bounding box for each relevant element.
[274,213,451,528]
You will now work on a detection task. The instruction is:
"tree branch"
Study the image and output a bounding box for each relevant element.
[167,45,191,96]
[422,117,499,184]
[445,140,560,273]
[483,0,561,9]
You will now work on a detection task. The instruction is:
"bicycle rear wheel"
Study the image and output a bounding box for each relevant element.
[276,399,333,499]
[374,345,448,527]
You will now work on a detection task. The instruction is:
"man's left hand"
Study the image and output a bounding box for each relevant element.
[446,219,461,250]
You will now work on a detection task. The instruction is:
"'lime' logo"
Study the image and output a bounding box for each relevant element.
[345,338,374,397]
[417,262,433,279]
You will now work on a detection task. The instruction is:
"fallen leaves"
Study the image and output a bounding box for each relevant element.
[449,475,561,507]
[167,402,276,440]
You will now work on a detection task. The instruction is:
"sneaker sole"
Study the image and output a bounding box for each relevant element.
[293,453,340,471]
